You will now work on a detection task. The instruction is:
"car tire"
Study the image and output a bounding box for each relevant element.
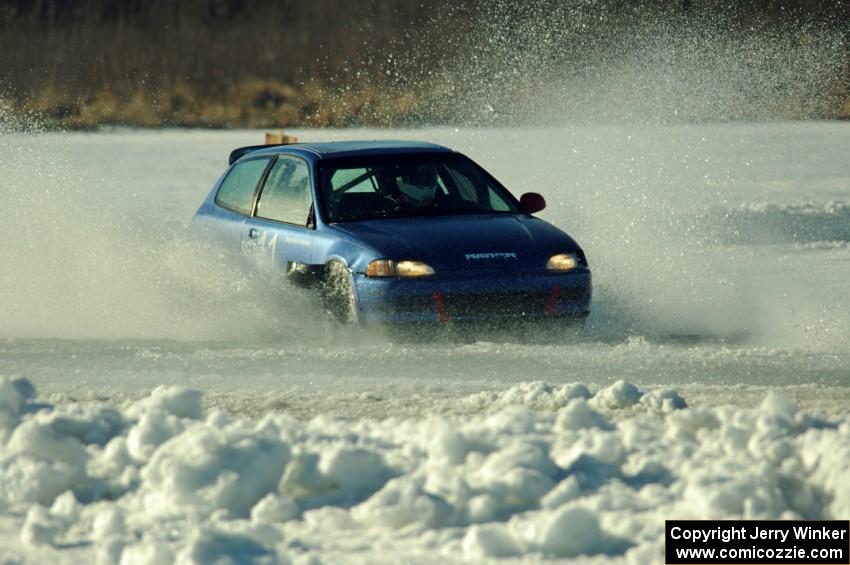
[323,262,359,324]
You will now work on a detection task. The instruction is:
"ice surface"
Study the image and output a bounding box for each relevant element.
[0,377,847,563]
[2,124,850,347]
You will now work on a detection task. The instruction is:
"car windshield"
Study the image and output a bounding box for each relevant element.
[318,154,521,222]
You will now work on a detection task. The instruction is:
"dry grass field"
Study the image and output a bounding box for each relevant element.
[1,0,848,128]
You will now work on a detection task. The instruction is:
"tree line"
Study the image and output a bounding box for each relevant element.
[1,0,848,127]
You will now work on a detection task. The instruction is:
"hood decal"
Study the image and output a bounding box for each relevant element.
[464,252,517,260]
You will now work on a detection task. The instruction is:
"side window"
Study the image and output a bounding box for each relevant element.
[215,158,270,214]
[256,156,313,225]
[446,163,511,211]
[446,167,479,202]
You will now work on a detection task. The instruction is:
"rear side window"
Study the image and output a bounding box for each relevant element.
[256,156,313,225]
[215,158,270,214]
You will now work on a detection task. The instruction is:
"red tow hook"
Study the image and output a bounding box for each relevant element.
[545,286,561,318]
[433,290,451,323]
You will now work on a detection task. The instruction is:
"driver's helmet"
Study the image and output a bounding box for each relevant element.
[396,165,438,203]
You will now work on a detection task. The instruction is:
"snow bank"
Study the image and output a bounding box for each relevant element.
[0,376,848,563]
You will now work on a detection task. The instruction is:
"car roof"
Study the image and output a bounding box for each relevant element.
[232,140,454,164]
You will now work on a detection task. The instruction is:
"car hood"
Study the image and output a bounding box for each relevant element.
[329,214,581,273]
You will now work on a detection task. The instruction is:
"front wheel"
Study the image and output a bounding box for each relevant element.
[322,262,359,324]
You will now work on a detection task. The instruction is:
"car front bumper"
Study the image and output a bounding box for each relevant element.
[352,270,591,324]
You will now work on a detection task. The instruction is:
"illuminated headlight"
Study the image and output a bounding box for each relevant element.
[546,253,579,272]
[365,259,435,278]
[396,260,435,278]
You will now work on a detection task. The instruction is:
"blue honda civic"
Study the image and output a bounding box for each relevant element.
[192,140,591,326]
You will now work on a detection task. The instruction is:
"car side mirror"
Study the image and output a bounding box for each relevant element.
[520,192,546,214]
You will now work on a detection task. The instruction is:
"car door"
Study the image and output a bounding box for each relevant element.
[241,155,314,274]
[197,156,272,252]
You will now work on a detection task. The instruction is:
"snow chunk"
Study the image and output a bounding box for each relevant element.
[92,507,126,540]
[128,386,203,420]
[118,542,174,565]
[141,422,290,518]
[467,494,497,523]
[492,381,592,409]
[682,465,791,519]
[552,429,626,471]
[479,440,559,478]
[484,406,538,434]
[471,440,559,512]
[351,477,452,529]
[667,407,720,441]
[19,491,79,547]
[20,506,60,546]
[0,457,83,509]
[318,446,394,493]
[538,505,605,557]
[175,528,282,565]
[541,476,582,509]
[2,418,88,505]
[760,392,797,420]
[462,523,521,559]
[0,377,35,416]
[50,490,80,525]
[7,418,87,470]
[641,389,688,412]
[591,380,642,410]
[465,381,591,411]
[0,377,37,442]
[97,536,125,565]
[251,494,299,523]
[427,427,469,465]
[555,399,612,430]
[279,453,336,501]
[43,404,125,446]
[126,410,185,461]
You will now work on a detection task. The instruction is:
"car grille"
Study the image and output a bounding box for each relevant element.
[394,287,586,319]
[447,288,584,318]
